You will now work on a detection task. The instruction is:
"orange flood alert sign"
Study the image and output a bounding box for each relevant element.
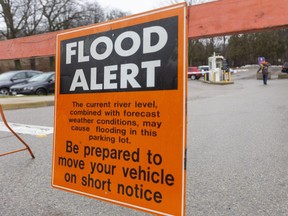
[52,3,187,215]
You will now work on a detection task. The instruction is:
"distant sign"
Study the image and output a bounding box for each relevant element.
[52,3,187,215]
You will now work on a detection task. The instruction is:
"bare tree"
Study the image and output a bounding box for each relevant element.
[77,1,105,26]
[20,0,44,70]
[105,8,129,21]
[0,0,43,69]
[0,0,22,69]
[20,0,43,36]
[0,0,42,37]
[39,0,82,32]
[0,0,21,39]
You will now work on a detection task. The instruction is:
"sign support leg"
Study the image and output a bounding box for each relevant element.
[0,104,35,159]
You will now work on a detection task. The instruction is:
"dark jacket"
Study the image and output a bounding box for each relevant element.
[257,62,270,75]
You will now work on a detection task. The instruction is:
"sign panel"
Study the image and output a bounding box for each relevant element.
[52,3,187,215]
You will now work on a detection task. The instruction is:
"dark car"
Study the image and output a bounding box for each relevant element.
[281,62,288,73]
[10,72,55,96]
[0,70,42,95]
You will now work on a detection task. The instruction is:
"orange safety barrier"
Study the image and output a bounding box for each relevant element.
[0,0,287,60]
[0,105,35,159]
[188,0,288,39]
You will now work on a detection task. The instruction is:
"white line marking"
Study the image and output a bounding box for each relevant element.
[0,122,53,136]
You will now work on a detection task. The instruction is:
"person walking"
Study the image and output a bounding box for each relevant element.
[257,61,270,85]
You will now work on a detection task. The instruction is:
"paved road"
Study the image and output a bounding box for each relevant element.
[1,69,288,215]
[187,69,288,216]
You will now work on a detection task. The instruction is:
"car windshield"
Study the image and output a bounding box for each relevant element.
[28,73,53,82]
[0,72,15,81]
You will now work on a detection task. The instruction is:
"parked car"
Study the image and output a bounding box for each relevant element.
[188,66,202,80]
[0,70,42,95]
[10,72,55,96]
[281,62,288,73]
[198,65,210,72]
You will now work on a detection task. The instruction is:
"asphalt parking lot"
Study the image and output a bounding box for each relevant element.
[0,67,288,216]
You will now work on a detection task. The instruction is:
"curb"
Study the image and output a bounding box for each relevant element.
[202,80,234,85]
[1,101,54,110]
[278,73,288,79]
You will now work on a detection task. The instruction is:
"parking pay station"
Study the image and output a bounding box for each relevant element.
[205,53,232,83]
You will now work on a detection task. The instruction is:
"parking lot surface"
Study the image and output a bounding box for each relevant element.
[1,68,288,215]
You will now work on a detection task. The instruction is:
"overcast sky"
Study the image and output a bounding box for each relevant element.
[96,0,185,14]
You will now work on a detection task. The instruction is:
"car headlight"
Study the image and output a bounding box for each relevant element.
[23,87,34,90]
